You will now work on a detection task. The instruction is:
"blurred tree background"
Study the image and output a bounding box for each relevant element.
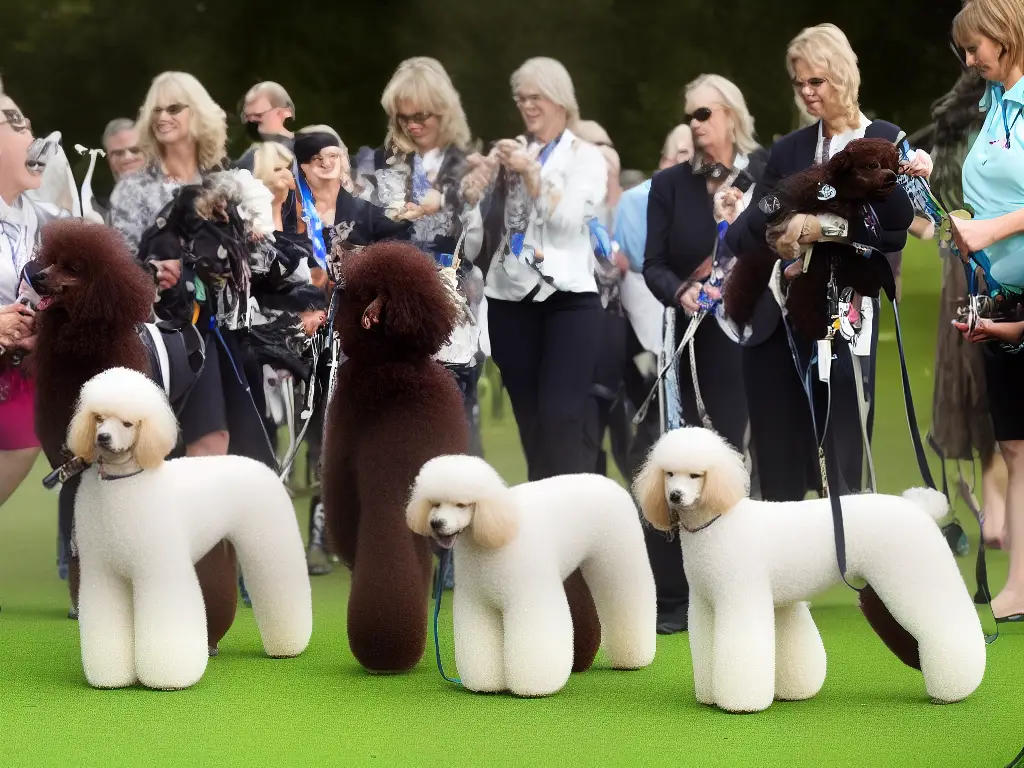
[1,0,965,197]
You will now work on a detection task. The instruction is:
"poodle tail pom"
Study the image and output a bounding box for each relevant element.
[901,487,949,522]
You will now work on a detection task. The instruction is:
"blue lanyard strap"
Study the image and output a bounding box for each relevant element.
[295,163,328,271]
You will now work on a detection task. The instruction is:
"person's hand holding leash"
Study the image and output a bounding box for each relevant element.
[151,259,182,290]
[953,317,1024,345]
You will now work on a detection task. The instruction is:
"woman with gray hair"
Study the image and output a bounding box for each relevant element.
[641,72,768,634]
[725,23,930,502]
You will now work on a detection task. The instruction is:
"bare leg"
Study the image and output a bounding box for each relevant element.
[992,440,1024,618]
[982,451,1008,549]
[0,447,39,507]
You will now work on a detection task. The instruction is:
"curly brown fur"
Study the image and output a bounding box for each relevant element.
[724,138,901,339]
[322,241,469,672]
[30,219,236,648]
[859,584,921,670]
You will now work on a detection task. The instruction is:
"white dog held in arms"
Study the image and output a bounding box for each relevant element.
[406,455,657,697]
[67,367,313,691]
[634,427,985,713]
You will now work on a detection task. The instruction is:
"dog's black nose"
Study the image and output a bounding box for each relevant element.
[430,518,445,531]
[669,490,682,504]
[97,432,112,447]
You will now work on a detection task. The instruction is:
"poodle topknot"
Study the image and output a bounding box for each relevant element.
[335,240,459,363]
[67,367,179,470]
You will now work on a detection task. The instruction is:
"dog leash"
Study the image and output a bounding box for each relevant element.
[432,548,463,686]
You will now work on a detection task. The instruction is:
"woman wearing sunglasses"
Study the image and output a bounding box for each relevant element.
[641,73,768,634]
[949,0,1024,625]
[0,82,48,507]
[725,23,929,505]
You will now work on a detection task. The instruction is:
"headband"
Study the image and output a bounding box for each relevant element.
[293,132,341,165]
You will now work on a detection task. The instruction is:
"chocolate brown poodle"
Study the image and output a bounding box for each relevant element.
[724,138,901,340]
[29,219,237,649]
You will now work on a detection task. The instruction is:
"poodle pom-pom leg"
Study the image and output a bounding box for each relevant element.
[133,565,210,690]
[688,595,715,706]
[774,602,826,702]
[504,592,574,697]
[712,589,776,713]
[454,591,506,693]
[78,563,137,689]
[919,631,987,704]
[564,570,601,673]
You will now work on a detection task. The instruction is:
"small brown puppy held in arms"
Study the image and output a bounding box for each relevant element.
[27,219,238,652]
[723,138,904,340]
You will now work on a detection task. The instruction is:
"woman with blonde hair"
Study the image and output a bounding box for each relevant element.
[641,72,768,633]
[725,23,931,503]
[949,0,1024,623]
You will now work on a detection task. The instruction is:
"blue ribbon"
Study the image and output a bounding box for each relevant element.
[295,162,328,271]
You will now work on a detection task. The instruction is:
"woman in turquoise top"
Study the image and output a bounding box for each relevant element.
[952,0,1024,624]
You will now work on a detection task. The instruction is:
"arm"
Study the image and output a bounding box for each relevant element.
[460,204,484,264]
[850,185,915,254]
[724,147,784,257]
[953,207,1024,254]
[613,188,646,272]
[641,172,683,307]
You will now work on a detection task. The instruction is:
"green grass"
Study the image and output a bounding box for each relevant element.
[1,239,1022,767]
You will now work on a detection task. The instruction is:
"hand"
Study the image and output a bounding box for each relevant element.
[300,309,327,336]
[0,302,35,347]
[151,259,182,290]
[899,149,933,179]
[678,282,702,315]
[768,214,807,261]
[612,249,630,273]
[950,215,1000,254]
[714,187,744,225]
[496,139,537,175]
[953,318,1024,345]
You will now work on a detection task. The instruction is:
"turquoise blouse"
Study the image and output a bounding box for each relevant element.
[962,77,1024,291]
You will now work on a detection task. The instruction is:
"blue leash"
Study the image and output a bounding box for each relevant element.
[432,549,462,686]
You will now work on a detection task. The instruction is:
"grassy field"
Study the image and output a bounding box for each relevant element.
[1,238,1021,767]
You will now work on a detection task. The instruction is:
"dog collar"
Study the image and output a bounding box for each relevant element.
[98,464,144,482]
[680,514,722,534]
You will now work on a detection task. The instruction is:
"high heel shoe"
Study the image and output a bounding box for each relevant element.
[995,613,1024,624]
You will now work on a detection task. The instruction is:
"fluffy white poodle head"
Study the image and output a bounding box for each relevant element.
[406,455,520,550]
[633,427,749,533]
[67,367,179,471]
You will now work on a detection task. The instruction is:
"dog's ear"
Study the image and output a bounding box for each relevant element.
[132,394,179,470]
[699,446,749,515]
[405,487,435,537]
[470,491,519,549]
[826,149,853,178]
[633,459,671,531]
[66,403,98,464]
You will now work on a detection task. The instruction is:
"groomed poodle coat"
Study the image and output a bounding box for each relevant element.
[634,427,985,713]
[29,219,238,647]
[67,368,312,690]
[320,241,471,673]
[407,455,657,697]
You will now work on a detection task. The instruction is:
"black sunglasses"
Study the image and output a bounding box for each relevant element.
[152,103,189,117]
[396,111,434,126]
[685,107,714,123]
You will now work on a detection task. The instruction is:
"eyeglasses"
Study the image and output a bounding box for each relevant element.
[108,146,142,159]
[396,111,435,126]
[152,103,189,117]
[0,109,31,133]
[514,93,545,108]
[244,108,273,123]
[685,107,715,123]
[792,77,829,91]
[310,150,344,167]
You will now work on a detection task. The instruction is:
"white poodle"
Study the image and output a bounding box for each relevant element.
[406,455,657,697]
[634,427,986,713]
[67,367,313,691]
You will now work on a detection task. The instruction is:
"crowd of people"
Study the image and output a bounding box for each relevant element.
[2,0,1024,633]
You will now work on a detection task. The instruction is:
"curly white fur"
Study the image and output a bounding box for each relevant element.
[67,368,312,691]
[407,456,657,697]
[634,427,986,713]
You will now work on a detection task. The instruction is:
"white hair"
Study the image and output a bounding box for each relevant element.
[510,57,581,130]
[684,74,759,157]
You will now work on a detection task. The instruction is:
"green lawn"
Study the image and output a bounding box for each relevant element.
[1,239,1021,767]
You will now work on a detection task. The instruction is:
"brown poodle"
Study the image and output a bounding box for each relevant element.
[29,219,237,650]
[724,138,901,340]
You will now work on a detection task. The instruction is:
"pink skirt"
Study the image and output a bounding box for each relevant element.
[0,368,40,451]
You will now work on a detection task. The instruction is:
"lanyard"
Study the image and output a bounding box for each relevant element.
[991,85,1023,149]
[295,161,328,271]
[536,132,563,166]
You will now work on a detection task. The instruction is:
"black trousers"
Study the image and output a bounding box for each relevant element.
[645,310,750,613]
[743,312,877,502]
[488,291,605,481]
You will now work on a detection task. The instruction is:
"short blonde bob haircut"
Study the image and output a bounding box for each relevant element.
[381,57,472,154]
[786,24,862,126]
[684,74,760,157]
[661,124,693,161]
[135,71,227,172]
[952,0,1024,74]
[510,57,581,131]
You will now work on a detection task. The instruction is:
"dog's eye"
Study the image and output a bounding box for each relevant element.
[94,414,103,423]
[665,471,674,478]
[689,473,702,480]
[121,421,133,428]
[866,162,880,170]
